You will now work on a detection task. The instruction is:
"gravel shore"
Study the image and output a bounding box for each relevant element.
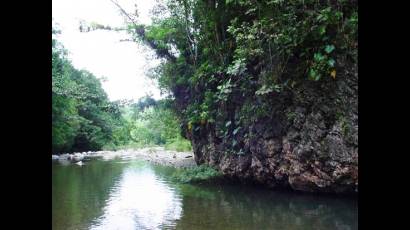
[52,147,196,168]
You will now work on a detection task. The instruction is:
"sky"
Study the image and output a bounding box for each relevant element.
[52,0,163,101]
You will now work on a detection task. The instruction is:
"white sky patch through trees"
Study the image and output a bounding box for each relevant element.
[52,0,164,101]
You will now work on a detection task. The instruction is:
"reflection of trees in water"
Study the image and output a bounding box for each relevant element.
[53,161,357,230]
[175,184,358,230]
[52,160,125,230]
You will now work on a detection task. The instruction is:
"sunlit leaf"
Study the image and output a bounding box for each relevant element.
[325,45,335,54]
[331,69,337,79]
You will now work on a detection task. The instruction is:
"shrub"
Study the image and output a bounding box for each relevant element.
[171,165,222,183]
[165,138,192,152]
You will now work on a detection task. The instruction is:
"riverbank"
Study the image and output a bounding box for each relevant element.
[52,147,196,168]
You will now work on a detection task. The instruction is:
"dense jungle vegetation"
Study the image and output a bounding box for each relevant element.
[52,29,127,153]
[117,0,358,155]
[54,0,357,155]
[52,28,190,153]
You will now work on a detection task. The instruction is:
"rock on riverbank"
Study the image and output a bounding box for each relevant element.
[52,147,196,168]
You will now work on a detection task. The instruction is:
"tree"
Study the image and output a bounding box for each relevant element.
[52,28,130,153]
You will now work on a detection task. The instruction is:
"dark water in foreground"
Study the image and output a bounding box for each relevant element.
[52,158,357,230]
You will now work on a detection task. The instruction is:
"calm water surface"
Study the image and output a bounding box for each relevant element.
[52,158,357,230]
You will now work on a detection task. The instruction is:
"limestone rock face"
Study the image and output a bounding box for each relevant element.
[188,58,358,194]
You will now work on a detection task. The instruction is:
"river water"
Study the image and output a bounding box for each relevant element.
[52,158,358,230]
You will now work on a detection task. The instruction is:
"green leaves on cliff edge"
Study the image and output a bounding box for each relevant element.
[121,0,357,151]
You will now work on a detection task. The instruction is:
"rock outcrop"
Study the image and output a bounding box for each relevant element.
[187,57,358,194]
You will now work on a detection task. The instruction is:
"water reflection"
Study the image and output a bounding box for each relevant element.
[52,159,357,230]
[52,159,124,230]
[89,161,182,230]
[171,183,357,230]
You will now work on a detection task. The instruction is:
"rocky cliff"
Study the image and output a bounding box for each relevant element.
[187,55,358,194]
[135,0,359,194]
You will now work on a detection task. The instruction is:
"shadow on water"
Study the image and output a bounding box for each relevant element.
[151,164,358,230]
[171,183,357,230]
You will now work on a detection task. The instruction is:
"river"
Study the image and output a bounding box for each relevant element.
[52,157,358,230]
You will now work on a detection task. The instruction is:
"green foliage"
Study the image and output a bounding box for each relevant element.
[52,30,129,153]
[80,0,357,156]
[119,96,192,151]
[171,165,222,183]
[130,1,356,145]
[130,104,178,145]
[165,137,192,152]
[308,45,337,81]
[216,78,235,102]
[286,111,297,122]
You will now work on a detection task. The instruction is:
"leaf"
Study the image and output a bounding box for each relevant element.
[319,25,326,35]
[335,11,343,20]
[314,53,324,62]
[225,121,232,127]
[325,45,335,54]
[273,84,282,92]
[330,69,337,79]
[232,139,237,146]
[328,59,335,67]
[245,8,256,15]
[233,127,241,135]
[309,69,321,81]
